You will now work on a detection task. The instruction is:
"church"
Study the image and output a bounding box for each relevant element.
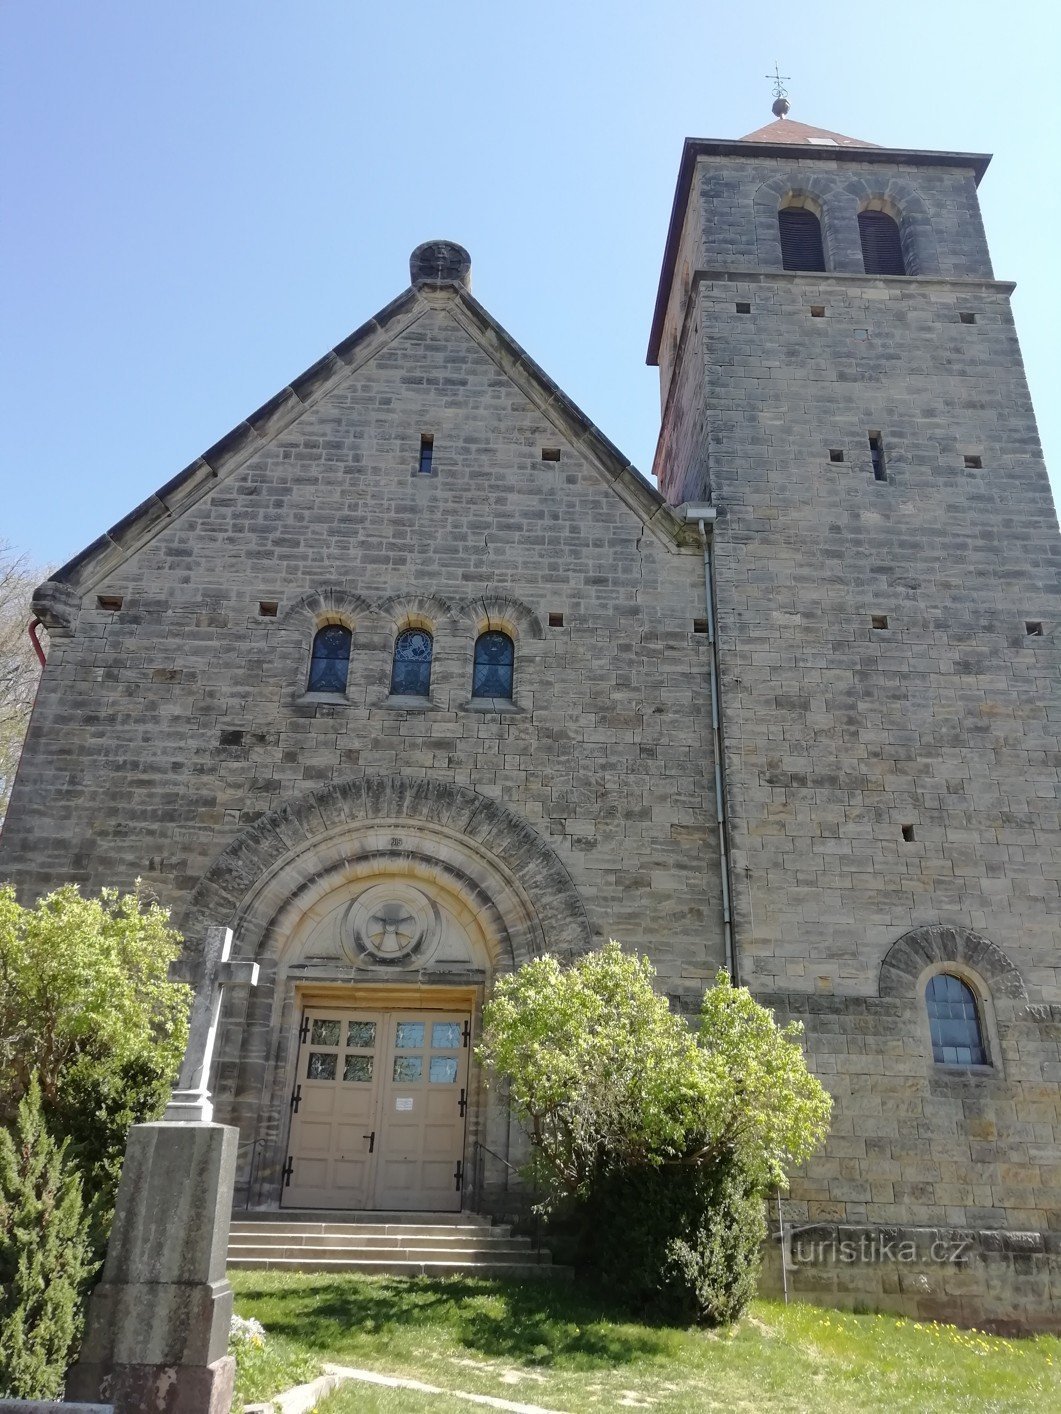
[2,105,1058,1331]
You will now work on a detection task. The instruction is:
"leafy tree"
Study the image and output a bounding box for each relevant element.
[477,941,831,1206]
[0,883,190,1213]
[0,542,45,826]
[477,942,833,1323]
[0,1077,96,1399]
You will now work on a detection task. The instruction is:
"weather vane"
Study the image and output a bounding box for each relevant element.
[766,62,791,118]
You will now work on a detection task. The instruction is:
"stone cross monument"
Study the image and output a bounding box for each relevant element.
[165,925,260,1122]
[66,926,259,1414]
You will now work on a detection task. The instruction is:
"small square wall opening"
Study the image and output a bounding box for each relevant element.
[959,312,977,324]
[97,595,123,611]
[810,305,826,318]
[964,454,983,469]
[548,612,564,628]
[901,824,915,843]
[735,301,751,314]
[829,449,845,464]
[1025,620,1044,637]
[258,601,279,618]
[541,447,561,462]
[693,618,709,634]
[871,614,889,630]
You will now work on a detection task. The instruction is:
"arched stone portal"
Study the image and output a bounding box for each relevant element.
[182,775,592,1212]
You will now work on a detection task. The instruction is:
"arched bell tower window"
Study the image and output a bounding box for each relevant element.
[925,973,988,1066]
[472,631,515,700]
[307,624,352,693]
[859,210,906,275]
[390,628,433,697]
[778,207,826,272]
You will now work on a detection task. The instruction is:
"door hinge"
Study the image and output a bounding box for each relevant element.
[298,1014,310,1045]
[290,1084,302,1114]
[281,1155,294,1188]
[454,1160,464,1191]
[462,1019,471,1048]
[458,1087,467,1118]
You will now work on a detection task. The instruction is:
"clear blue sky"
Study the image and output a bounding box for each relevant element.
[2,1,1058,570]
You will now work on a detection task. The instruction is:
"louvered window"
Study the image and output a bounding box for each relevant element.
[390,629,433,697]
[926,974,988,1066]
[859,211,905,275]
[778,208,826,272]
[472,631,515,700]
[307,624,351,693]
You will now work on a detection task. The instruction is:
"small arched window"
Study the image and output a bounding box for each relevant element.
[926,974,988,1066]
[778,208,826,272]
[390,628,433,697]
[307,624,351,693]
[472,631,515,700]
[859,210,905,275]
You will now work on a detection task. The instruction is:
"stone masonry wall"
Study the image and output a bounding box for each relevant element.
[654,146,1061,1325]
[0,291,727,1001]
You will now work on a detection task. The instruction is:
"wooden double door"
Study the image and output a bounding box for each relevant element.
[283,1006,471,1211]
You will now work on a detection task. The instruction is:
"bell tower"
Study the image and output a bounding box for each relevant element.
[650,102,1061,1327]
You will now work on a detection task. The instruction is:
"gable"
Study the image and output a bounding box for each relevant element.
[48,270,690,599]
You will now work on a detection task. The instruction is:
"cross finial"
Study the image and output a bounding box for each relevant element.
[163,925,260,1123]
[766,63,791,118]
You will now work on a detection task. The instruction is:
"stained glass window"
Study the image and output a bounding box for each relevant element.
[390,629,433,697]
[926,974,988,1066]
[307,625,351,693]
[472,631,514,700]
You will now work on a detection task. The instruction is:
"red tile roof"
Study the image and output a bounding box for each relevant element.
[739,117,876,148]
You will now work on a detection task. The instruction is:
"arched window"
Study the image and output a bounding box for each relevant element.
[778,208,826,272]
[859,210,905,275]
[307,624,351,693]
[472,630,515,700]
[925,974,988,1066]
[390,628,433,697]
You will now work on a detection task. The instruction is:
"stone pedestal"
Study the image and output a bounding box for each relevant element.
[66,1123,238,1414]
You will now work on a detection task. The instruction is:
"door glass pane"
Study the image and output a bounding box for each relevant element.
[431,1022,462,1050]
[307,1052,337,1080]
[310,1019,341,1046]
[395,1022,425,1049]
[347,1021,376,1048]
[429,1056,458,1084]
[393,1056,423,1082]
[343,1055,373,1082]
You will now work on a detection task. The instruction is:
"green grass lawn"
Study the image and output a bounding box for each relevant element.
[230,1270,1059,1413]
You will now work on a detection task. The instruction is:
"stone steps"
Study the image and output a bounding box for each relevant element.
[227,1211,567,1279]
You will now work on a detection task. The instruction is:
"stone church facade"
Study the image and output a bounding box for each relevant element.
[2,114,1058,1330]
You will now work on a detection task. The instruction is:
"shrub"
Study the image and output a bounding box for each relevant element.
[585,1154,767,1326]
[0,882,189,1228]
[477,942,832,1324]
[0,1078,96,1399]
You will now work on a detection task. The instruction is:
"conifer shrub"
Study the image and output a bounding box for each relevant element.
[0,1078,96,1399]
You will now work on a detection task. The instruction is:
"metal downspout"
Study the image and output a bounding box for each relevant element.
[679,505,738,984]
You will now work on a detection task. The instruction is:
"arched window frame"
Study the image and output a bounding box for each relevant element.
[858,200,907,276]
[306,621,353,695]
[471,628,516,703]
[389,625,434,699]
[777,194,827,272]
[918,963,999,1072]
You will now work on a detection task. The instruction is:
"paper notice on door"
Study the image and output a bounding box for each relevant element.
[395,1097,414,1111]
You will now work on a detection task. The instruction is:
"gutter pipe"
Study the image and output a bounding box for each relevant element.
[679,504,737,984]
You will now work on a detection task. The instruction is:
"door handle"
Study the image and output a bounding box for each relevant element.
[363,1131,375,1153]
